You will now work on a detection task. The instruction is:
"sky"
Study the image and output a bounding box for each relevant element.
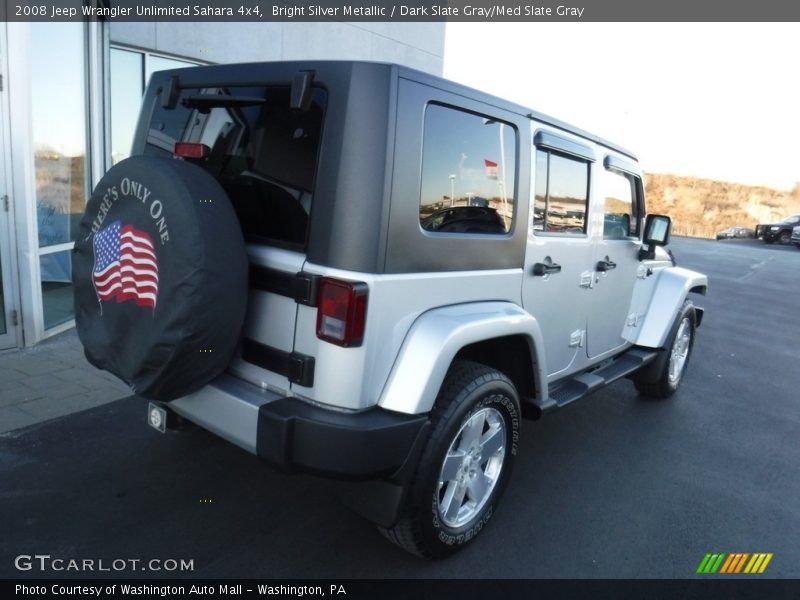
[444,23,800,191]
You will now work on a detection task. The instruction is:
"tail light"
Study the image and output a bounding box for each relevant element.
[316,278,368,347]
[174,142,210,159]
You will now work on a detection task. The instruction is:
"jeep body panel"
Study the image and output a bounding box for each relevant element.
[231,245,305,393]
[124,60,707,539]
[289,267,523,411]
[630,266,708,348]
[522,122,653,382]
[378,301,546,414]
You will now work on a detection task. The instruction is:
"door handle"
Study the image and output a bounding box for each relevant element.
[596,259,617,272]
[533,262,562,276]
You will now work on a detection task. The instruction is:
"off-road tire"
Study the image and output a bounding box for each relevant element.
[379,360,520,558]
[634,300,696,399]
[778,230,791,244]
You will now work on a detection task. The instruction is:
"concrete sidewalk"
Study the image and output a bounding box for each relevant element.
[0,329,131,434]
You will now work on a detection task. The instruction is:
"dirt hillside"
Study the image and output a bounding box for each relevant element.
[644,173,800,238]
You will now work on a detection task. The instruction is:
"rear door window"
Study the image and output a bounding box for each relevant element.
[144,86,327,249]
[533,149,589,235]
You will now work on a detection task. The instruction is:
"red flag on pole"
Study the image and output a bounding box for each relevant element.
[484,159,498,179]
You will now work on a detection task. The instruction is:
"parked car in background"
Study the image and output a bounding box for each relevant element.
[421,206,506,234]
[755,214,800,244]
[791,225,800,248]
[716,226,755,240]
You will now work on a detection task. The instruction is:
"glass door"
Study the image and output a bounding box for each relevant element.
[31,23,89,334]
[0,26,18,349]
[0,251,17,349]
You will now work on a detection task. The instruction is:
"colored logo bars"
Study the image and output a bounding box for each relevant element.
[696,553,773,574]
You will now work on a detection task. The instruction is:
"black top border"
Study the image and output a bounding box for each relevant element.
[3,0,800,22]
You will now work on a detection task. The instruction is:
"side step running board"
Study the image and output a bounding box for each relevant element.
[544,347,659,409]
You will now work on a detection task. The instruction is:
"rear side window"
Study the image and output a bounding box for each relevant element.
[144,86,327,249]
[533,149,589,235]
[419,103,516,235]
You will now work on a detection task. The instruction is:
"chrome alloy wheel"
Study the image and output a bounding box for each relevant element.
[668,317,692,385]
[436,406,507,528]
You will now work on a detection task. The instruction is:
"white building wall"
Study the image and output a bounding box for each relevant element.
[110,22,445,74]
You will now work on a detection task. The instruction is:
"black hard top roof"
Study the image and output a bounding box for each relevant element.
[152,59,637,161]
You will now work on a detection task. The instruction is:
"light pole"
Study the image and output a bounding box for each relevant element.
[498,123,508,228]
[449,174,456,207]
[483,118,509,228]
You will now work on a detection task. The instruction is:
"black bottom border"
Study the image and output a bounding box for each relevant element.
[4,579,800,600]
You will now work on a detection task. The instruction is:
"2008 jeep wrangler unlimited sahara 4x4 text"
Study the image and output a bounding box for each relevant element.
[73,61,707,558]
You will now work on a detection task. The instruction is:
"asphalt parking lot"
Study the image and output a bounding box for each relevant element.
[2,237,798,579]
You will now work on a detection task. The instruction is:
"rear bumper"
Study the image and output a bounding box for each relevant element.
[257,397,429,479]
[167,374,429,481]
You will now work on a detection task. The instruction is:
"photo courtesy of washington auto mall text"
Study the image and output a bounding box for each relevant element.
[14,583,347,597]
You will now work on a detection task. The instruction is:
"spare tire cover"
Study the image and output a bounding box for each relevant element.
[73,155,248,401]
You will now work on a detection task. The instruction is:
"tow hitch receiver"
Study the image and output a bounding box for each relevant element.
[148,402,167,433]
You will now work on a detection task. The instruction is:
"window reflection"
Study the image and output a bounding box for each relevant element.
[110,49,199,164]
[420,104,516,234]
[0,261,6,335]
[603,169,639,239]
[40,251,74,329]
[31,23,88,248]
[110,48,144,165]
[533,149,589,235]
[533,150,548,231]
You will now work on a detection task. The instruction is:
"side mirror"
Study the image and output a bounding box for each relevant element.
[644,214,671,246]
[639,214,672,260]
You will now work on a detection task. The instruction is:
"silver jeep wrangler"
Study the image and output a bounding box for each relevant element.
[73,61,707,558]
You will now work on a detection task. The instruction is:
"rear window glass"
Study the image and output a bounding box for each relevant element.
[144,85,326,248]
[419,103,516,235]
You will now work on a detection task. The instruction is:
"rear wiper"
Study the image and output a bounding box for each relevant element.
[182,95,266,111]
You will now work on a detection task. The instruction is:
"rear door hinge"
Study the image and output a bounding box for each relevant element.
[2,195,8,212]
[0,74,3,92]
[11,310,18,327]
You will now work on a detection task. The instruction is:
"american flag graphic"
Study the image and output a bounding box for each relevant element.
[93,220,159,309]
